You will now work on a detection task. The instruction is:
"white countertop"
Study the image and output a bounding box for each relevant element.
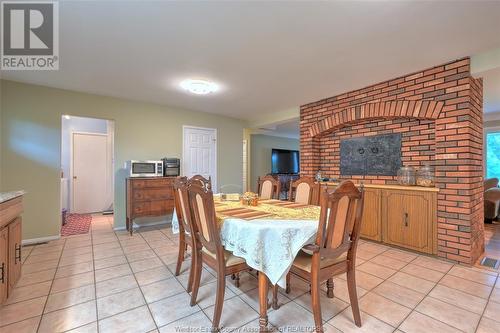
[0,191,26,204]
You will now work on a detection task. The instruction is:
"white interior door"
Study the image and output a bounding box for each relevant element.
[72,132,109,213]
[183,126,217,191]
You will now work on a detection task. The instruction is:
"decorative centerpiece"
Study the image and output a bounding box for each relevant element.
[241,192,259,206]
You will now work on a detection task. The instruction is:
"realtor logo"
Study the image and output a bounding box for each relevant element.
[1,1,59,70]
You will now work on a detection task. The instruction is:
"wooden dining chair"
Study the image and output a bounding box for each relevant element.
[287,181,365,332]
[187,176,249,331]
[289,176,320,205]
[190,174,212,190]
[257,175,281,199]
[173,177,196,292]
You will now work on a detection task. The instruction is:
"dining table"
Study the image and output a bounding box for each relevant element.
[172,197,321,332]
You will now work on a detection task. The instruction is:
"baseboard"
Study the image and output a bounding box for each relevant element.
[22,235,61,246]
[113,220,171,231]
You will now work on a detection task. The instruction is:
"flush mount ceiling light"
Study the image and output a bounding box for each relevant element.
[180,79,218,95]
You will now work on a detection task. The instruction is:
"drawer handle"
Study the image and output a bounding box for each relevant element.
[15,244,22,264]
[403,212,409,227]
[0,262,4,284]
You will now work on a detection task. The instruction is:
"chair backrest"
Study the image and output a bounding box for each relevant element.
[289,177,318,205]
[190,175,212,191]
[257,175,280,200]
[186,175,223,259]
[485,178,499,191]
[315,180,364,262]
[173,176,192,235]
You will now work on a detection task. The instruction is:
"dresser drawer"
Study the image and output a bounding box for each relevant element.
[150,200,174,214]
[133,189,172,201]
[131,178,174,189]
[133,202,151,216]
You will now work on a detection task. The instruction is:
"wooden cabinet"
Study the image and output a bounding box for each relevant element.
[359,188,382,241]
[126,177,175,235]
[382,190,437,254]
[0,193,24,304]
[322,182,437,254]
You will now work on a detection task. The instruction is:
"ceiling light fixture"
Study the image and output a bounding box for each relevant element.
[63,115,71,120]
[180,79,218,95]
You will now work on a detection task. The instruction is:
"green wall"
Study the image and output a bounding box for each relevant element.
[1,80,245,240]
[250,134,299,192]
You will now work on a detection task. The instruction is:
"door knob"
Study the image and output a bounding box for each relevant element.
[73,176,77,180]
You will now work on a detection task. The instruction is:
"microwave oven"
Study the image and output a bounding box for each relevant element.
[126,160,163,177]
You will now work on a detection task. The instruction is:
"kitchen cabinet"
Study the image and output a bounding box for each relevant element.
[0,192,24,304]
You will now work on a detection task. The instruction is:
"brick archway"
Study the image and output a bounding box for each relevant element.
[308,100,444,138]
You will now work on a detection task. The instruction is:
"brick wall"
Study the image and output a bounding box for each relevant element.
[300,58,484,264]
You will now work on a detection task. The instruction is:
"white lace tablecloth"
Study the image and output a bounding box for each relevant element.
[220,218,318,287]
[171,207,319,287]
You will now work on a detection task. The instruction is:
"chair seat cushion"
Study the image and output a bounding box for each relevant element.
[292,250,347,272]
[202,247,246,267]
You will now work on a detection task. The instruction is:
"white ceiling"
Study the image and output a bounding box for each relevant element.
[2,1,500,122]
[255,118,300,139]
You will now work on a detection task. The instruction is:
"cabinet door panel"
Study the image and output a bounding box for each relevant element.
[0,227,8,303]
[359,189,381,241]
[8,218,22,290]
[383,191,435,254]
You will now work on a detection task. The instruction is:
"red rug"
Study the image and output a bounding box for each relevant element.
[61,213,92,236]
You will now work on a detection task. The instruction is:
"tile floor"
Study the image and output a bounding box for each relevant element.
[476,222,500,269]
[2,215,500,333]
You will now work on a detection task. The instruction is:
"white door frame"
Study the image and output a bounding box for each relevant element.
[70,131,111,213]
[182,125,218,191]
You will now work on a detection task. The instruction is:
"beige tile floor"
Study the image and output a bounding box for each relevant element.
[2,215,500,333]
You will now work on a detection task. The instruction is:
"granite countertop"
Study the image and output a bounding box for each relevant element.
[0,190,26,204]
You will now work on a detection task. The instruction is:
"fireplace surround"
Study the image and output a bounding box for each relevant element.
[300,58,484,264]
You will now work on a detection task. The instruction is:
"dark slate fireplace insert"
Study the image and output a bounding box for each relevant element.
[340,133,402,176]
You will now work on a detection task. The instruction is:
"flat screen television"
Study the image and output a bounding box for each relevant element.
[271,149,299,174]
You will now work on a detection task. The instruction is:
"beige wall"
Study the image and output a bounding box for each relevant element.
[1,80,245,240]
[485,119,500,129]
[250,134,299,192]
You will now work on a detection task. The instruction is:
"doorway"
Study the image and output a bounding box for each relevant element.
[182,126,217,191]
[61,116,114,235]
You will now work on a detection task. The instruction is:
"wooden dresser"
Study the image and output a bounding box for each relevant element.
[126,177,175,235]
[0,192,24,304]
[321,183,438,255]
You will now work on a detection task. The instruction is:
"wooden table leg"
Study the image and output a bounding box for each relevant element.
[272,284,279,310]
[258,272,269,333]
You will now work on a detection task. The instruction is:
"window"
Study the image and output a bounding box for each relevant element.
[486,130,500,180]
